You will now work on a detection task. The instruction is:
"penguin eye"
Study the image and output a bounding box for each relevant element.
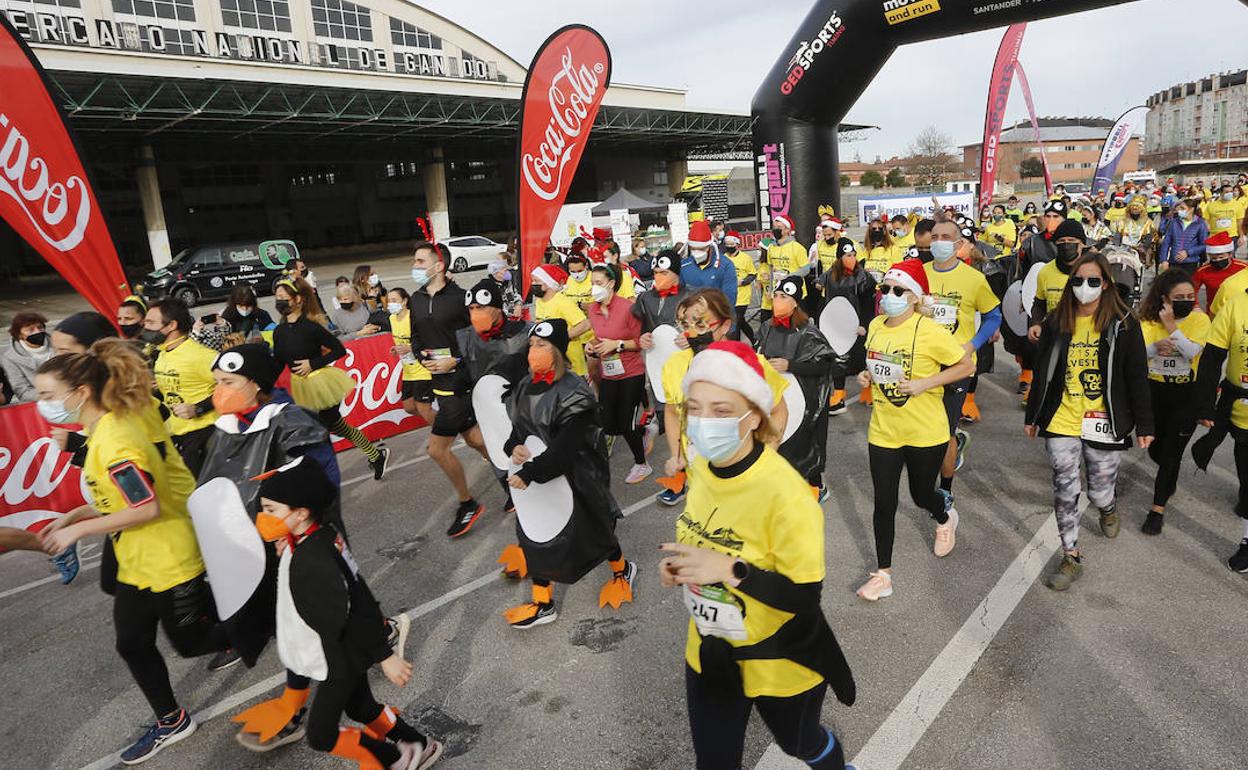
[218,352,243,372]
[477,290,491,304]
[535,322,552,337]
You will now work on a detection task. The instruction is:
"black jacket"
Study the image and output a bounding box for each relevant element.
[1025,313,1154,449]
[408,280,470,391]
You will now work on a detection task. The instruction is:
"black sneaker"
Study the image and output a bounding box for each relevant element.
[447,500,483,538]
[1229,539,1248,573]
[508,602,558,629]
[120,709,196,765]
[207,648,242,672]
[1141,511,1164,536]
[827,400,847,417]
[235,707,306,753]
[503,494,516,514]
[370,445,390,481]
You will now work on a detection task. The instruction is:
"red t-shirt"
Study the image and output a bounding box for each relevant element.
[1194,260,1247,311]
[587,295,644,379]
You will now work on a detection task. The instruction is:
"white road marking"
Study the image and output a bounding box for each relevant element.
[0,557,102,601]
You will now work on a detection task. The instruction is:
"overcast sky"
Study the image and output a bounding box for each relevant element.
[421,0,1248,160]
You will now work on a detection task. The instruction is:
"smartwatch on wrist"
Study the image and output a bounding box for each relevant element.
[616,340,625,353]
[731,559,749,582]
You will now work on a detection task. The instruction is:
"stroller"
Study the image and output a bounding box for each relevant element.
[1103,244,1143,308]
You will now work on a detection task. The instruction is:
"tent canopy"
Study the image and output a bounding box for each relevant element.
[591,187,668,215]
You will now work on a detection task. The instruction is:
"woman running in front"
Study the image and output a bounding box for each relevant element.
[856,261,975,602]
[272,277,390,479]
[1024,252,1153,591]
[1136,270,1209,535]
[659,339,856,770]
[34,341,227,765]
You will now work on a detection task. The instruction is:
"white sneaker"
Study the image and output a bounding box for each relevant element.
[625,463,653,484]
[934,506,959,558]
[643,421,659,456]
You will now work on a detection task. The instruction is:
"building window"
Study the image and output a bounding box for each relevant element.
[219,0,291,33]
[112,0,195,22]
[310,0,372,43]
[389,17,440,49]
[1063,145,1076,152]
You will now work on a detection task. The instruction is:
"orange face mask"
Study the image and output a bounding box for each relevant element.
[212,383,256,415]
[840,255,857,271]
[470,307,499,334]
[255,511,291,543]
[653,272,677,292]
[528,346,556,375]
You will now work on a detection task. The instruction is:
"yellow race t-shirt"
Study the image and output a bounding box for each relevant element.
[677,446,825,698]
[83,410,204,592]
[864,313,966,449]
[1205,300,1248,429]
[1035,260,1069,313]
[1047,315,1105,437]
[924,260,1000,356]
[563,272,594,309]
[863,244,902,281]
[1140,313,1210,384]
[758,262,773,311]
[388,311,432,382]
[152,337,219,436]
[535,291,590,376]
[725,250,757,307]
[765,240,808,278]
[892,228,916,251]
[662,348,787,408]
[983,219,1019,256]
[1210,267,1248,316]
[1205,198,1244,239]
[616,267,637,300]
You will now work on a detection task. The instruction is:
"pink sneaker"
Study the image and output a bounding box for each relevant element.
[934,507,959,558]
[855,571,893,601]
[625,463,653,484]
[396,739,444,770]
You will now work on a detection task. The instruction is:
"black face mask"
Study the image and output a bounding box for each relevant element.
[25,331,48,347]
[1056,242,1081,263]
[687,331,715,353]
[275,299,292,316]
[771,228,784,240]
[725,246,738,254]
[139,329,167,345]
[119,322,142,339]
[917,248,933,264]
[824,236,837,244]
[869,229,884,242]
[340,302,354,311]
[1172,299,1196,319]
[1212,258,1231,271]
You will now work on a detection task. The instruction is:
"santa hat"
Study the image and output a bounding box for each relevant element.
[772,214,794,231]
[822,218,844,231]
[592,226,612,242]
[1207,231,1234,255]
[687,220,714,249]
[724,230,742,246]
[883,260,929,298]
[682,340,772,414]
[531,263,567,291]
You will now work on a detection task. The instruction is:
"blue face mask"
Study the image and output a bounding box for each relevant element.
[929,240,957,262]
[686,413,750,463]
[411,267,431,286]
[37,391,83,425]
[880,293,912,318]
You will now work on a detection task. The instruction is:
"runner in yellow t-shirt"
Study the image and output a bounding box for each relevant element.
[1206,183,1244,240]
[144,299,219,477]
[386,286,435,424]
[983,204,1019,256]
[562,253,595,309]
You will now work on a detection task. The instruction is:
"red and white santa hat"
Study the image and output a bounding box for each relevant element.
[724,230,742,246]
[687,220,714,249]
[772,214,794,231]
[1207,231,1234,255]
[883,260,929,298]
[682,340,772,414]
[821,217,844,231]
[531,263,568,291]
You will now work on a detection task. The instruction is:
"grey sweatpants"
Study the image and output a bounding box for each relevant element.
[1044,436,1123,551]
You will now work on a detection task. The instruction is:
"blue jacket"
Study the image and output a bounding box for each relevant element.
[1158,217,1209,266]
[680,246,738,300]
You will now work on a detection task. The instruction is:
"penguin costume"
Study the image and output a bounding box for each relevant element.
[257,458,443,770]
[757,276,836,490]
[500,318,638,629]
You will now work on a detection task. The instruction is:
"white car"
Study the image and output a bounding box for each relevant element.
[444,236,507,272]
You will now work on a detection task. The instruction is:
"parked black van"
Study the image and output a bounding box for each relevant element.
[138,240,298,307]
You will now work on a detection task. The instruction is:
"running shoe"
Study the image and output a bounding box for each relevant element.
[855,571,893,601]
[1141,511,1164,536]
[503,495,516,515]
[938,488,954,512]
[599,560,638,609]
[386,613,411,657]
[643,420,659,456]
[506,601,558,629]
[818,483,831,503]
[657,486,686,507]
[207,648,242,672]
[396,738,445,770]
[446,500,483,538]
[120,709,197,765]
[370,445,390,481]
[934,507,959,558]
[625,463,653,484]
[1229,539,1248,573]
[954,429,969,472]
[1045,553,1083,591]
[1099,506,1120,539]
[827,400,847,417]
[235,708,306,753]
[50,543,79,585]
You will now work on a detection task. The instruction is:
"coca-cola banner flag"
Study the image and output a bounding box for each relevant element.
[1092,106,1148,195]
[516,25,612,291]
[0,16,129,316]
[978,23,1027,211]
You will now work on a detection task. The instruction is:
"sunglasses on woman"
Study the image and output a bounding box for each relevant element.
[1069,276,1102,288]
[881,285,909,297]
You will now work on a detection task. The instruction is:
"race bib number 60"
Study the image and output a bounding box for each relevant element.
[1081,410,1114,442]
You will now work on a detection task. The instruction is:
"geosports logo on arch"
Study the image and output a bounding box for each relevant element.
[882,0,942,25]
[778,10,846,95]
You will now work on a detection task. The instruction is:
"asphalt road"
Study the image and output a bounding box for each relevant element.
[2,347,1246,770]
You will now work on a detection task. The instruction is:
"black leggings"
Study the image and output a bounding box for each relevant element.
[868,443,949,570]
[685,666,845,770]
[735,306,756,345]
[114,575,228,717]
[306,670,426,765]
[1148,381,1196,508]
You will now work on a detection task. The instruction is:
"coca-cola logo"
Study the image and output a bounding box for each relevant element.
[779,11,846,95]
[521,47,606,202]
[0,112,91,251]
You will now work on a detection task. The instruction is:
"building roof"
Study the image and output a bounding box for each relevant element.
[963,117,1137,148]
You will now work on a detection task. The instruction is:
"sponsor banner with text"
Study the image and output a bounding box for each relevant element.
[857,191,975,224]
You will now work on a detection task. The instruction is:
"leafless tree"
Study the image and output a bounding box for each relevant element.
[907,126,961,187]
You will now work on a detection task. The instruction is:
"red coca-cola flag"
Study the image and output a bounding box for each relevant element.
[0,16,129,316]
[516,25,612,291]
[977,23,1027,211]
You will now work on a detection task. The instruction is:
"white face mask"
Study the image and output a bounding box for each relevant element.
[237,306,253,317]
[368,273,380,286]
[570,270,587,282]
[691,249,709,264]
[591,284,610,304]
[387,301,403,315]
[1073,283,1102,305]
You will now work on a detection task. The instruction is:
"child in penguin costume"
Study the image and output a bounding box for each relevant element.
[257,458,443,770]
[501,318,638,628]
